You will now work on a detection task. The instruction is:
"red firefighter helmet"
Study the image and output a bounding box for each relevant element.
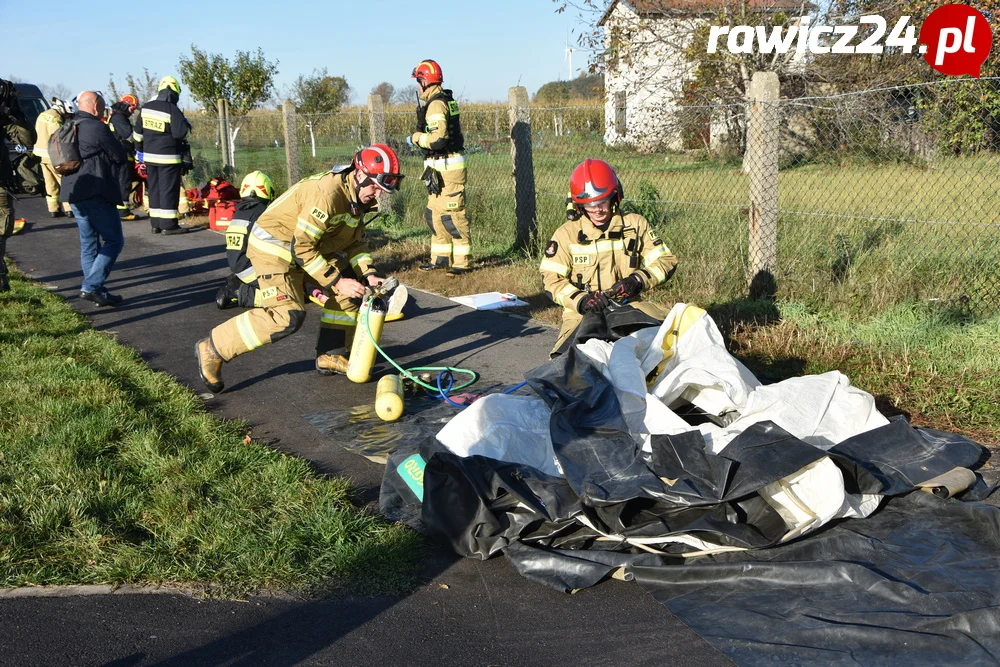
[119,94,139,110]
[411,59,443,85]
[353,144,404,192]
[569,159,621,206]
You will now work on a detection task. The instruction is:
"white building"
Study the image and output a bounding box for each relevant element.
[601,0,810,152]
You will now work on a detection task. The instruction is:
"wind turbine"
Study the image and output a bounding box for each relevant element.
[564,36,576,80]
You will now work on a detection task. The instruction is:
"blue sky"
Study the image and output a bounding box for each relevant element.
[4,0,593,106]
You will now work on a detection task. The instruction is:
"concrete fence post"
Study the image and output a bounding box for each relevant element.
[282,100,300,187]
[508,86,537,253]
[746,71,780,299]
[217,99,231,176]
[366,94,391,211]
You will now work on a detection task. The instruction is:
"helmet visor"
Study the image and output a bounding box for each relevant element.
[372,172,404,192]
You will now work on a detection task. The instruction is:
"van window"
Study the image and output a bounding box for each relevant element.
[18,98,48,126]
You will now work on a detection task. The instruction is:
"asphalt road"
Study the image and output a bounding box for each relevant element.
[3,195,731,667]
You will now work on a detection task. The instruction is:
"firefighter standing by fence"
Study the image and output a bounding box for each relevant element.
[540,159,678,356]
[214,170,275,310]
[32,99,73,218]
[407,59,471,276]
[196,145,404,393]
[133,76,192,234]
[109,94,140,220]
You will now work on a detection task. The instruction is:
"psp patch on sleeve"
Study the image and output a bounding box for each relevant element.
[310,207,329,223]
[545,240,558,257]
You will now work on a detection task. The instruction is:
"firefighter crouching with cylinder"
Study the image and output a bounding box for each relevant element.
[214,170,275,310]
[407,59,471,276]
[540,158,678,356]
[195,145,404,393]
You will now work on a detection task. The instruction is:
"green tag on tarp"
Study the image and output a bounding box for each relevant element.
[397,454,426,501]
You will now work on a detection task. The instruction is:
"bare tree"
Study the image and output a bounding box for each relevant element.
[391,85,420,106]
[370,81,395,105]
[108,68,160,105]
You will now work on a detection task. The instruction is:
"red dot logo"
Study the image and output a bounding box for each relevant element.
[919,4,993,77]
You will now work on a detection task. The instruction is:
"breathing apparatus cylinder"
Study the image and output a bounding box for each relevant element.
[375,374,405,422]
[347,296,387,383]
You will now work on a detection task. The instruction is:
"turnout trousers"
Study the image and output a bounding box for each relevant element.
[209,248,360,362]
[40,161,71,214]
[425,164,471,270]
[146,163,182,231]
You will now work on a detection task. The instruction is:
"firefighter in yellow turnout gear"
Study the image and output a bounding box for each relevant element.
[32,100,73,217]
[408,60,471,276]
[195,145,404,393]
[540,159,678,356]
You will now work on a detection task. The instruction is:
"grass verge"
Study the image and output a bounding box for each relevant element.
[0,266,422,597]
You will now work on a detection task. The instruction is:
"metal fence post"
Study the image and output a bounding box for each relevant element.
[282,100,300,187]
[217,98,231,176]
[508,86,537,253]
[746,72,780,299]
[367,93,390,212]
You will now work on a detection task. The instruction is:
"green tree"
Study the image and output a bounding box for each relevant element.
[291,68,351,157]
[178,45,278,165]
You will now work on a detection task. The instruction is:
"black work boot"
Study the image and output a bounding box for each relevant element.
[0,275,9,293]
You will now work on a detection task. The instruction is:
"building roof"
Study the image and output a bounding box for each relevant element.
[599,0,812,25]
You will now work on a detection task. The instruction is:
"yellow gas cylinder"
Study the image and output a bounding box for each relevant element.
[347,297,387,383]
[375,374,405,422]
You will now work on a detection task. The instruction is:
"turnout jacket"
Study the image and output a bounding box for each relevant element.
[108,104,135,159]
[540,212,678,313]
[132,89,189,165]
[225,196,269,283]
[248,170,376,289]
[32,107,65,163]
[410,84,464,159]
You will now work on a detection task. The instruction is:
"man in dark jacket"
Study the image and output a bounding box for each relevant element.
[0,78,36,292]
[132,76,191,235]
[61,91,128,306]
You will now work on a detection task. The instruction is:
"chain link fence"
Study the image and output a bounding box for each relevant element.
[184,78,1000,314]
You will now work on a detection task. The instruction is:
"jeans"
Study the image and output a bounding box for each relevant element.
[70,197,124,294]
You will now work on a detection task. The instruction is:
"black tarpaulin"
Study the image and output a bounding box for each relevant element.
[375,323,1000,664]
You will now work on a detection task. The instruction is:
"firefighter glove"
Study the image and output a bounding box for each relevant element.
[608,274,643,303]
[421,166,442,196]
[578,291,611,315]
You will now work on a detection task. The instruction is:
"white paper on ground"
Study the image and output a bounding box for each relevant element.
[450,292,529,310]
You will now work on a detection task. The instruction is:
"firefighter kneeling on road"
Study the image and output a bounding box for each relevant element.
[214,170,275,310]
[540,158,678,356]
[196,145,404,393]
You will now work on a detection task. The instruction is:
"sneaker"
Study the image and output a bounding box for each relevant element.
[80,290,118,307]
[195,338,225,393]
[446,267,468,277]
[315,353,350,376]
[98,289,123,304]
